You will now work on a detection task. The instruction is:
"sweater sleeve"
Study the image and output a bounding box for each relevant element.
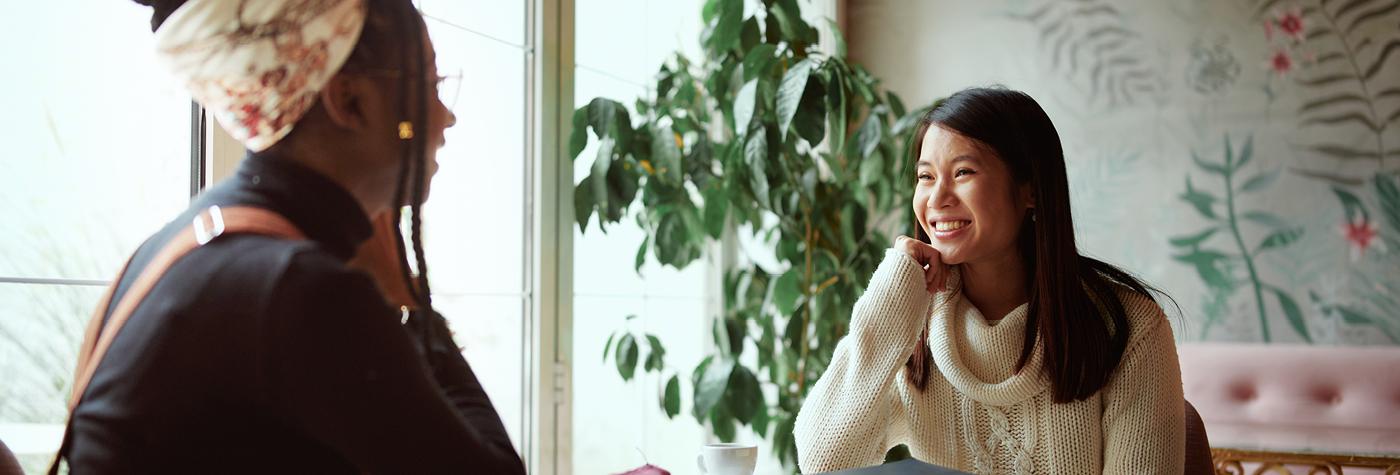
[794,249,933,473]
[1100,306,1185,474]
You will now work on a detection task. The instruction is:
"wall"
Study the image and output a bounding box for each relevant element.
[847,0,1400,344]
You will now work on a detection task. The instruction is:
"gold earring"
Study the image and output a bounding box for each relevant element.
[398,121,414,140]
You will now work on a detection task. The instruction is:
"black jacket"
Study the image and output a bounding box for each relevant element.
[64,154,524,474]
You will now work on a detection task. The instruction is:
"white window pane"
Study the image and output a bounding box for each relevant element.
[420,0,525,48]
[0,2,192,281]
[639,1,705,79]
[575,0,649,87]
[570,295,648,474]
[0,283,102,425]
[436,294,526,452]
[0,282,105,473]
[423,18,527,296]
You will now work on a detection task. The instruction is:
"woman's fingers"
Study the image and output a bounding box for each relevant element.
[896,235,947,293]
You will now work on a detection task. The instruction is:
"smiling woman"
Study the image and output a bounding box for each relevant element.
[794,87,1187,474]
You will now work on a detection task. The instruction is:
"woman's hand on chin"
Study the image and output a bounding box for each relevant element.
[894,235,949,294]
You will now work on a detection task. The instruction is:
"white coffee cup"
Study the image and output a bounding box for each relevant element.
[696,443,757,475]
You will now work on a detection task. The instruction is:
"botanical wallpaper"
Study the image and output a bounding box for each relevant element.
[854,0,1400,344]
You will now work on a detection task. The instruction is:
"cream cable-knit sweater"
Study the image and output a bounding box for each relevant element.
[795,250,1184,474]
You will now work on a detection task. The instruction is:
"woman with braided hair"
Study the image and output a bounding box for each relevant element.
[53,1,524,473]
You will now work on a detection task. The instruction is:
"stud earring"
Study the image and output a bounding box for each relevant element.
[398,121,414,140]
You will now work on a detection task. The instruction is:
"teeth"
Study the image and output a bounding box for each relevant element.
[935,220,969,232]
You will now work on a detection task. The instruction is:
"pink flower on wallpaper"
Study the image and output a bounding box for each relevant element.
[1268,48,1295,76]
[1341,217,1385,262]
[1275,7,1306,42]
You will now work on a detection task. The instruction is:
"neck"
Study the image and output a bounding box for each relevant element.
[275,141,393,218]
[960,249,1029,322]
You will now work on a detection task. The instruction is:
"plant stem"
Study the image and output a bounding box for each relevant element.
[1314,1,1387,169]
[796,214,814,393]
[1224,162,1272,341]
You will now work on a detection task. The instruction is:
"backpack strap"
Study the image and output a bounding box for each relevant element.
[49,205,305,474]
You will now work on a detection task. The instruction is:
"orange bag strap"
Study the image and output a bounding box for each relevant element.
[346,212,421,312]
[51,205,304,474]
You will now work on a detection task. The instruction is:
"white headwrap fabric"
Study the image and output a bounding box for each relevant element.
[154,0,367,152]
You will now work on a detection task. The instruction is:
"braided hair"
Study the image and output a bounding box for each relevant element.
[384,0,437,318]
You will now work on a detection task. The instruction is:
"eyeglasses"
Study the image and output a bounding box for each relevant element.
[436,68,462,111]
[346,67,463,112]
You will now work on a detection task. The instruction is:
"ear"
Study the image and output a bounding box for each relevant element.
[317,74,372,131]
[1019,182,1035,210]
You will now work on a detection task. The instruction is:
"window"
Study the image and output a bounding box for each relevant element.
[570,1,716,474]
[419,0,533,454]
[0,2,196,471]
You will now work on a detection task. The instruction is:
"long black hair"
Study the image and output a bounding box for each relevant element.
[382,0,436,317]
[903,87,1168,403]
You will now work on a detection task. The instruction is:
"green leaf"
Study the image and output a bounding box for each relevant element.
[887,91,907,119]
[771,0,817,44]
[1238,169,1280,193]
[1179,176,1219,220]
[706,0,742,54]
[776,59,816,138]
[651,124,682,184]
[745,130,770,205]
[739,17,761,52]
[1168,227,1219,248]
[710,401,737,442]
[693,357,735,419]
[1172,250,1233,290]
[826,70,848,155]
[591,138,614,213]
[615,333,639,381]
[703,184,728,239]
[726,366,762,423]
[573,176,594,232]
[826,18,848,59]
[772,268,802,316]
[634,235,648,273]
[569,107,589,159]
[858,150,885,186]
[1241,211,1290,230]
[891,106,928,136]
[734,80,758,137]
[587,98,618,138]
[644,333,667,372]
[793,77,827,145]
[742,44,777,82]
[852,111,883,158]
[654,212,688,266]
[701,0,719,22]
[662,374,681,419]
[1268,286,1311,343]
[1374,173,1400,235]
[1191,150,1228,176]
[1255,227,1304,254]
[602,332,616,363]
[771,413,797,468]
[1233,135,1254,172]
[1333,186,1370,223]
[751,400,771,436]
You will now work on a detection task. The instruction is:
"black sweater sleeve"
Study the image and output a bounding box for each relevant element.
[264,250,526,475]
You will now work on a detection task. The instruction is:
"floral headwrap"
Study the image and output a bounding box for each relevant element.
[154,0,367,152]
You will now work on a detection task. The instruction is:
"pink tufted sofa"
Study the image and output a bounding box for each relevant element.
[1178,342,1400,459]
